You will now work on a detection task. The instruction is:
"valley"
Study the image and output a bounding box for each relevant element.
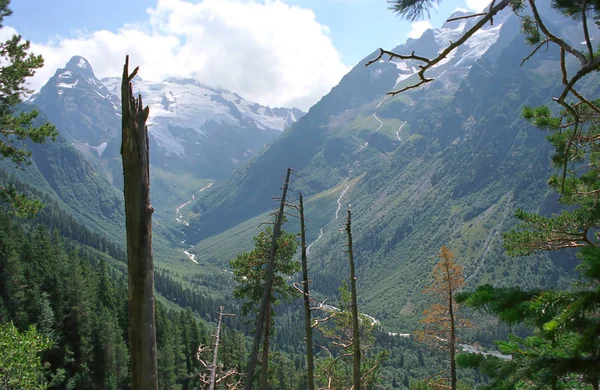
[2,0,600,388]
[175,182,213,228]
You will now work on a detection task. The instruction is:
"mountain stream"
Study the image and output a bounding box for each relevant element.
[175,182,213,263]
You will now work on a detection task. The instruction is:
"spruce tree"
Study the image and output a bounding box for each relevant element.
[0,0,57,216]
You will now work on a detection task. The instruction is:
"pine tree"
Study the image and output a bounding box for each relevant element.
[0,0,57,216]
[0,322,52,389]
[244,167,294,390]
[231,226,299,388]
[455,83,600,390]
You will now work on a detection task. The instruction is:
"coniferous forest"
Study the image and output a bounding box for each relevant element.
[1,0,600,389]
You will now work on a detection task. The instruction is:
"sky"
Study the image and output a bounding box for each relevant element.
[8,0,491,111]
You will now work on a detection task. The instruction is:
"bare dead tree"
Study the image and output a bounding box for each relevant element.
[244,167,293,390]
[209,306,236,390]
[120,55,158,390]
[299,193,316,390]
[345,206,361,390]
[197,344,242,390]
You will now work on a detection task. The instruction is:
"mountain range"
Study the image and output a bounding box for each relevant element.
[12,3,599,332]
[185,4,600,329]
[28,56,304,225]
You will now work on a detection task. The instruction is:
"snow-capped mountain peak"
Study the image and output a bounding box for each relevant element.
[101,75,304,156]
[31,56,305,182]
[378,7,512,94]
[29,56,121,145]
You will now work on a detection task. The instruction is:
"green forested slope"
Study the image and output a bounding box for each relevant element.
[188,11,599,330]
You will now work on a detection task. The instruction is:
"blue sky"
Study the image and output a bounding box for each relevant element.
[11,0,478,67]
[8,0,488,109]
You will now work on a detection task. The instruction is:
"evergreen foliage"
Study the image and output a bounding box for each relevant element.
[0,0,57,216]
[456,102,600,388]
[375,0,600,387]
[230,228,299,316]
[0,322,53,389]
[230,226,299,388]
[0,213,251,389]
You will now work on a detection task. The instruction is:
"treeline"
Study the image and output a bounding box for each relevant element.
[0,169,126,261]
[0,214,247,389]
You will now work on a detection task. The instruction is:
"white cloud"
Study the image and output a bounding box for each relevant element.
[466,0,490,12]
[21,0,349,111]
[407,21,432,39]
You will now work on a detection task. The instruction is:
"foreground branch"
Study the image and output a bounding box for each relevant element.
[366,0,511,95]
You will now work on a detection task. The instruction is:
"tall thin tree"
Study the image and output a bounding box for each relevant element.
[244,167,293,390]
[345,206,361,390]
[415,246,468,390]
[259,304,272,389]
[121,55,158,390]
[209,306,235,390]
[299,193,315,390]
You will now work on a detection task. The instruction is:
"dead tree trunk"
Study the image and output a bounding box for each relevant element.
[121,55,158,390]
[345,207,361,390]
[244,167,292,390]
[259,305,272,389]
[209,306,235,390]
[299,193,315,390]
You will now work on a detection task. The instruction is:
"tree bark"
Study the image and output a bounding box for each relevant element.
[345,207,361,390]
[299,193,315,390]
[121,55,158,390]
[244,167,292,390]
[259,305,272,389]
[209,306,225,390]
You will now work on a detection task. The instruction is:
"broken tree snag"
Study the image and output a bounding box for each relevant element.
[345,206,361,390]
[121,55,158,390]
[244,167,293,390]
[299,193,315,390]
[209,306,236,390]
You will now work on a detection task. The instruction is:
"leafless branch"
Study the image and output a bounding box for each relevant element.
[257,221,275,228]
[528,0,587,64]
[312,313,336,328]
[521,39,550,66]
[446,12,486,22]
[581,0,594,58]
[292,281,307,296]
[282,211,299,219]
[365,0,511,95]
[0,129,18,135]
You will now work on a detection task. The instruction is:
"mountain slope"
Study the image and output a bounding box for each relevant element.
[0,106,183,262]
[101,76,303,181]
[187,7,599,329]
[186,8,515,239]
[0,106,125,243]
[29,56,304,243]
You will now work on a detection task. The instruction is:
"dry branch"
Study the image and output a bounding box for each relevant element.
[365,0,511,95]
